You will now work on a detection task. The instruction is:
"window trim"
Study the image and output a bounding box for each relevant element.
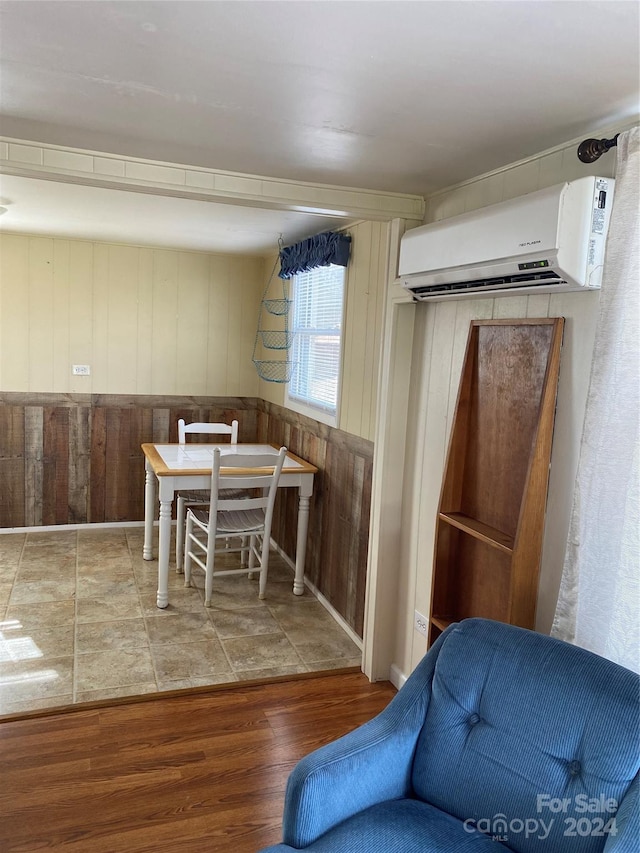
[284,264,346,428]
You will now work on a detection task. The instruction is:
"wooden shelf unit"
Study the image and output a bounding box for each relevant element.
[428,318,564,646]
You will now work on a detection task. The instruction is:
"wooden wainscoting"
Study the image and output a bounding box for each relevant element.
[257,400,373,638]
[0,393,257,527]
[0,393,372,638]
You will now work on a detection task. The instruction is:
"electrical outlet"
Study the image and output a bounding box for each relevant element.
[72,365,91,376]
[414,610,428,637]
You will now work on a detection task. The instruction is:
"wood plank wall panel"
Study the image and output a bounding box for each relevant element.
[104,407,132,522]
[24,406,43,527]
[90,406,107,523]
[0,394,372,639]
[67,403,91,524]
[0,405,25,527]
[0,394,261,527]
[257,400,373,637]
[42,407,70,526]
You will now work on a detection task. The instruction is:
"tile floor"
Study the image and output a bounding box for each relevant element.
[0,527,362,716]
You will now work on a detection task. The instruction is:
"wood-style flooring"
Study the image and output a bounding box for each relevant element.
[0,670,396,853]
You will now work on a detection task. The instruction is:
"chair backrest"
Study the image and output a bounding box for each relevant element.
[210,446,287,526]
[178,418,238,444]
[410,619,640,853]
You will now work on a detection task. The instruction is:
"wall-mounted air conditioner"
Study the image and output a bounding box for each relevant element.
[398,176,614,301]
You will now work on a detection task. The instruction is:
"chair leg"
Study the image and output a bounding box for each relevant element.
[183,511,193,587]
[176,496,186,572]
[204,535,216,608]
[247,535,257,576]
[257,534,270,600]
[245,535,256,577]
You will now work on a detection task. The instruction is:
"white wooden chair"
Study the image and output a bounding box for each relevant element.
[175,418,241,571]
[183,446,287,606]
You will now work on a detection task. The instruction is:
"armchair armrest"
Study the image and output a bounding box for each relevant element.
[282,629,451,848]
[604,774,639,853]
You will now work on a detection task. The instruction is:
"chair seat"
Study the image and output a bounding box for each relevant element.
[177,487,247,502]
[191,506,267,534]
[261,799,504,853]
[184,447,287,605]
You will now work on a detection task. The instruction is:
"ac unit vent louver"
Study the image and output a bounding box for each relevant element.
[408,270,566,298]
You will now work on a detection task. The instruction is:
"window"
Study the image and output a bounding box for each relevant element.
[285,263,345,426]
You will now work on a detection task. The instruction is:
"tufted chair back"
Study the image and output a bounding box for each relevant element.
[411,619,639,853]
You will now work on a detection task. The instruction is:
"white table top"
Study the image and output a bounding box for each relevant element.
[156,443,303,470]
[142,442,317,476]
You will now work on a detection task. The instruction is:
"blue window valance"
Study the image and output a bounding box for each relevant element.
[278,231,351,279]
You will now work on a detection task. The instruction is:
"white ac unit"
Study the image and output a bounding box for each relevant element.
[398,176,614,301]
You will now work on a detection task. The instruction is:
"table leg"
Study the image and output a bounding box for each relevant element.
[156,498,172,609]
[143,463,155,561]
[294,494,310,595]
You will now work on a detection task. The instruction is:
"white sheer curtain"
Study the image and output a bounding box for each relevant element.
[552,127,640,673]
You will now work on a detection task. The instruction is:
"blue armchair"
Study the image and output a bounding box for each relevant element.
[259,618,639,853]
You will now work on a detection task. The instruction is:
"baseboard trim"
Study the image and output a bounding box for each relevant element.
[389,664,407,690]
[0,520,157,534]
[271,539,364,652]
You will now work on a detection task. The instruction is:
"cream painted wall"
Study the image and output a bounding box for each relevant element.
[257,220,391,442]
[388,137,621,679]
[0,219,390,437]
[340,220,390,442]
[0,234,262,396]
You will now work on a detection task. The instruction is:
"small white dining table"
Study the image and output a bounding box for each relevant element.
[141,442,317,608]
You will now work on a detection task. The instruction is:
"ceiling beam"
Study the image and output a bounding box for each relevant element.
[0,137,425,223]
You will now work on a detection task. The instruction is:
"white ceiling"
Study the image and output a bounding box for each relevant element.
[0,175,349,254]
[0,0,638,253]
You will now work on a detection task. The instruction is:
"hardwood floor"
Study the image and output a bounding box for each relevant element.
[0,670,396,852]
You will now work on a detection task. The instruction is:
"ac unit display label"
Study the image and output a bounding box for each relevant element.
[518,260,550,270]
[592,206,606,234]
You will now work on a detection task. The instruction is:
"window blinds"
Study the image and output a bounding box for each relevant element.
[288,264,345,413]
